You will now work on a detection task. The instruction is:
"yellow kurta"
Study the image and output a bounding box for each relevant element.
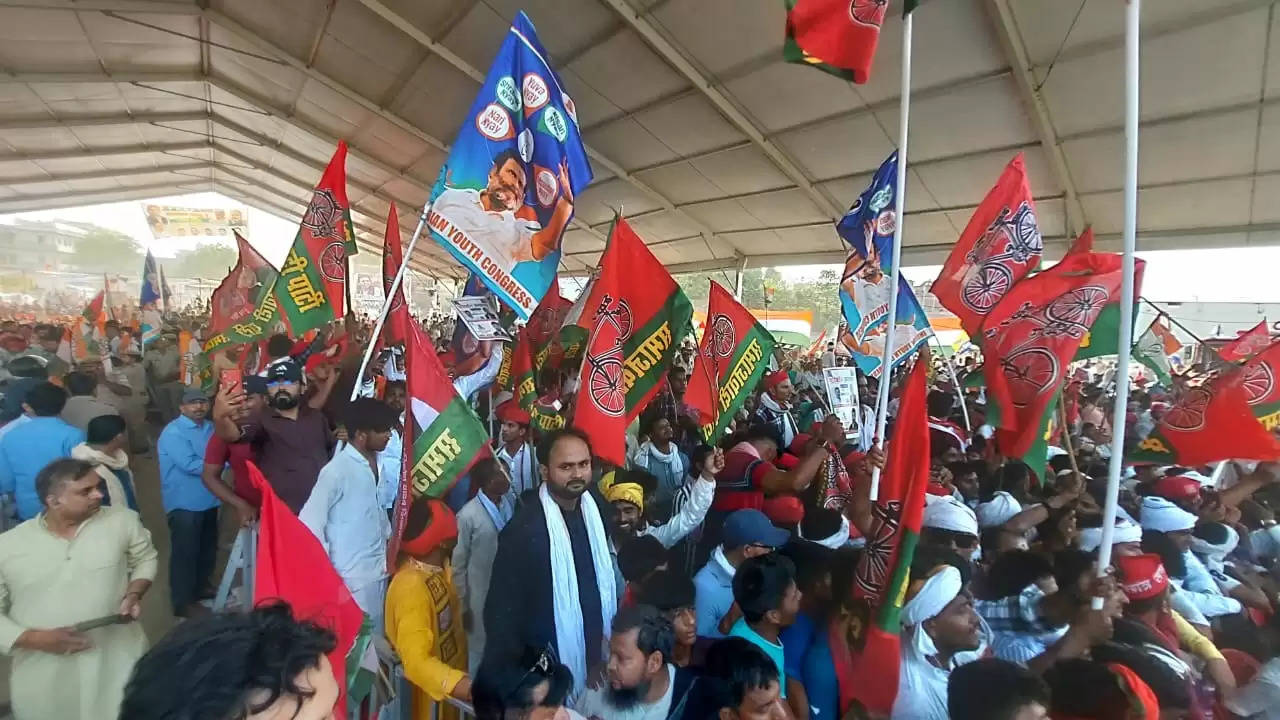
[385,561,468,720]
[0,507,158,720]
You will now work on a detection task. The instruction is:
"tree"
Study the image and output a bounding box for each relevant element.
[71,229,143,276]
[171,242,238,280]
[675,267,844,341]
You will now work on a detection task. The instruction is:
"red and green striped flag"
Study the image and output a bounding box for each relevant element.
[830,351,929,716]
[784,0,918,83]
[686,280,775,442]
[572,217,692,466]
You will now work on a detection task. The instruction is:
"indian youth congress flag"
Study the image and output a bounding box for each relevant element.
[427,12,592,320]
[836,152,932,378]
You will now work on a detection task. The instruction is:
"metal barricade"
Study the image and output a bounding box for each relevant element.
[384,661,476,720]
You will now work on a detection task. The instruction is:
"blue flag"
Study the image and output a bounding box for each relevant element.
[140,250,163,308]
[426,12,592,320]
[836,151,933,378]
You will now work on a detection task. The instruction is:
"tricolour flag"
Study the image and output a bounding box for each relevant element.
[426,11,592,320]
[1221,320,1271,362]
[380,204,410,347]
[686,281,775,443]
[573,218,692,466]
[248,460,366,720]
[784,0,917,84]
[206,231,276,344]
[931,153,1043,337]
[1133,318,1175,386]
[830,350,929,716]
[1129,369,1280,466]
[982,250,1123,460]
[836,151,932,378]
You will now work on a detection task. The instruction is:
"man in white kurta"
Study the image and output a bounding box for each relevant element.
[0,463,157,720]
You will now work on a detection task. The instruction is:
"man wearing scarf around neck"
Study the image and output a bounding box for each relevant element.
[751,370,799,450]
[452,457,513,675]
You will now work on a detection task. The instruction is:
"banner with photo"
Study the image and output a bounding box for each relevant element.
[426,11,592,320]
[143,204,248,239]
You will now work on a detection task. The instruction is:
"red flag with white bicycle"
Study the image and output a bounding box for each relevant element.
[572,218,692,466]
[930,153,1043,337]
[686,281,775,443]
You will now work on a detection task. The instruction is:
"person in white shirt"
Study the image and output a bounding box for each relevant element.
[577,605,699,720]
[376,380,406,511]
[607,448,722,550]
[820,342,837,369]
[299,397,394,630]
[452,457,513,675]
[495,400,537,506]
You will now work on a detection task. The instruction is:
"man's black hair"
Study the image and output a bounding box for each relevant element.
[744,423,782,447]
[472,457,506,492]
[983,550,1054,600]
[1140,529,1187,578]
[779,539,833,594]
[24,382,67,417]
[538,426,593,465]
[701,637,780,711]
[616,467,659,500]
[948,658,1049,720]
[927,389,954,418]
[35,458,94,507]
[1193,520,1232,545]
[120,602,338,720]
[636,569,695,611]
[618,535,667,584]
[87,414,127,445]
[473,645,572,720]
[1089,640,1191,711]
[1043,658,1137,719]
[612,604,674,665]
[732,553,796,624]
[690,444,714,475]
[1048,453,1074,474]
[384,379,406,393]
[800,507,844,544]
[266,333,293,359]
[402,497,447,546]
[6,356,47,380]
[492,147,524,172]
[910,545,974,586]
[343,397,396,435]
[1051,549,1096,602]
[64,371,96,397]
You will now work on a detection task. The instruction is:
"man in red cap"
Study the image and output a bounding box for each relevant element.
[1150,474,1203,515]
[494,399,536,507]
[751,369,799,449]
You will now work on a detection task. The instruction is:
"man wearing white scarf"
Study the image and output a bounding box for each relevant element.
[892,564,989,720]
[630,415,688,514]
[751,370,798,449]
[485,428,618,700]
[1140,496,1244,619]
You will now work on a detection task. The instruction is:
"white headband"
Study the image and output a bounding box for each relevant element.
[1077,518,1143,552]
[802,514,851,550]
[901,565,964,627]
[923,496,979,537]
[975,491,1022,528]
[1139,496,1197,533]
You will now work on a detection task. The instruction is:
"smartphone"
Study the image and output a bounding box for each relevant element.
[220,369,241,396]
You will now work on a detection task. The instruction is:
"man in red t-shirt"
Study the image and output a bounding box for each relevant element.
[200,375,267,526]
[711,417,847,523]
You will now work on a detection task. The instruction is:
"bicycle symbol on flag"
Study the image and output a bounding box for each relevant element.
[959,203,1042,314]
[584,295,634,417]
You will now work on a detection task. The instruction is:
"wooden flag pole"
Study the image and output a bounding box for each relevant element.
[869,10,913,501]
[1095,0,1142,607]
[931,334,971,432]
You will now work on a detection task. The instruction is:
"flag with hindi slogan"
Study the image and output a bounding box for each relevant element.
[207,231,276,342]
[1129,369,1280,466]
[380,204,410,347]
[686,281,775,443]
[1133,318,1175,386]
[837,151,932,378]
[784,0,918,83]
[426,11,592,320]
[830,349,929,716]
[573,217,692,466]
[1221,320,1271,363]
[982,250,1124,459]
[931,153,1043,337]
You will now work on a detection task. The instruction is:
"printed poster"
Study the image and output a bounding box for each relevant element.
[144,204,248,239]
[823,366,862,441]
[426,12,592,320]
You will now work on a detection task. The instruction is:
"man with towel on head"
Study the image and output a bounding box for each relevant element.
[1140,495,1243,623]
[892,561,989,720]
[750,370,798,449]
[1077,516,1143,556]
[920,496,981,564]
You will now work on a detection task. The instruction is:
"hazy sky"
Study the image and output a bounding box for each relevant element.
[4,190,1279,304]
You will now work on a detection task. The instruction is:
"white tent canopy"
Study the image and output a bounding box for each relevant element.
[0,0,1273,280]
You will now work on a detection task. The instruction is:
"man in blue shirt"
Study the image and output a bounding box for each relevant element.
[157,387,218,617]
[0,382,84,520]
[693,509,787,638]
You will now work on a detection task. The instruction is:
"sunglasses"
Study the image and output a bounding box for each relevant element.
[748,543,778,553]
[508,643,558,705]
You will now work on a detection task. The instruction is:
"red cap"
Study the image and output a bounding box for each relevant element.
[1153,475,1201,503]
[763,369,789,390]
[1114,553,1169,601]
[788,433,813,456]
[761,495,805,526]
[926,482,953,497]
[775,452,800,471]
[496,399,531,426]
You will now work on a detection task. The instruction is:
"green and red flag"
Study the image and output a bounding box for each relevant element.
[931,153,1042,338]
[1073,257,1145,361]
[380,204,410,347]
[1241,340,1280,431]
[1130,369,1280,465]
[573,218,692,466]
[982,250,1124,459]
[1221,320,1272,363]
[207,231,277,344]
[784,0,917,83]
[686,281,776,442]
[830,351,929,716]
[986,388,1061,483]
[526,278,572,372]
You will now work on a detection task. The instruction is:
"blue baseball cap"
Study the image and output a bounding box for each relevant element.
[723,509,790,550]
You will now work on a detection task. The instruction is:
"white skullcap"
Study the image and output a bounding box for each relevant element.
[1139,496,1197,533]
[901,565,964,627]
[807,514,851,550]
[923,495,979,537]
[1046,446,1068,459]
[1077,518,1143,552]
[975,491,1022,528]
[1182,470,1213,487]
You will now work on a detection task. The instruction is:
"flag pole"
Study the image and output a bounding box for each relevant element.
[350,206,431,402]
[931,334,971,432]
[869,10,912,501]
[1095,0,1141,607]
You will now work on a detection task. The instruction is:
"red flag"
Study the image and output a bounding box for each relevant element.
[381,204,410,346]
[686,281,776,441]
[248,460,363,720]
[1065,226,1094,257]
[930,154,1043,337]
[208,231,276,338]
[983,251,1124,458]
[292,140,355,324]
[831,353,930,716]
[784,0,891,84]
[1221,320,1271,362]
[1131,369,1280,465]
[806,329,828,356]
[573,218,692,466]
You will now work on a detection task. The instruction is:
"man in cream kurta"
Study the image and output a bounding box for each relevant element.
[0,480,157,719]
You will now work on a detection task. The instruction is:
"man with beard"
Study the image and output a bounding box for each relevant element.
[157,387,218,618]
[212,359,333,513]
[485,428,618,698]
[300,397,395,628]
[578,604,702,720]
[750,371,799,449]
[431,149,576,266]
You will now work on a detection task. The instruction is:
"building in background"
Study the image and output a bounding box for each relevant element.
[0,220,82,272]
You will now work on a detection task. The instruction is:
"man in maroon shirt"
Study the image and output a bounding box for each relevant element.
[201,375,267,526]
